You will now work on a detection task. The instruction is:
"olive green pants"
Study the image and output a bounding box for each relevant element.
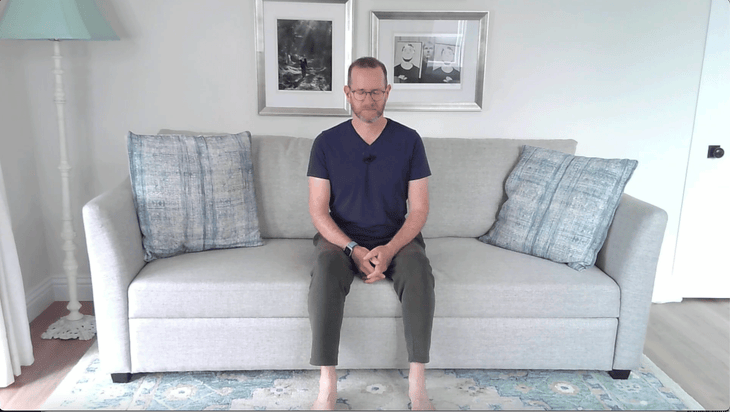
[308,232,435,366]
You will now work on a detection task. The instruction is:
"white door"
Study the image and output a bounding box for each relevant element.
[673,0,730,298]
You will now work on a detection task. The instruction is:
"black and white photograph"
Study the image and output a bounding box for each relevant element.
[277,19,333,91]
[392,36,463,84]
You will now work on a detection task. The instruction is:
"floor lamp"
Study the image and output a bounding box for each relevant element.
[0,0,118,340]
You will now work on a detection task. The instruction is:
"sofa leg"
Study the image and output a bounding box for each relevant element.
[608,369,631,380]
[111,373,132,383]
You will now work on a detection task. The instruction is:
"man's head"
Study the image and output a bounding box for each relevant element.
[440,46,455,64]
[347,57,388,88]
[400,43,416,62]
[345,57,391,124]
[423,40,435,59]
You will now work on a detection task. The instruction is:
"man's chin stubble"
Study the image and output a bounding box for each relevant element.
[357,113,382,124]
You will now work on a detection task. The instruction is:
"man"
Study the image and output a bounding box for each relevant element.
[307,56,435,410]
[394,43,420,83]
[430,46,460,84]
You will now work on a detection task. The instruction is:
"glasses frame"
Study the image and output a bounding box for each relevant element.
[349,88,388,101]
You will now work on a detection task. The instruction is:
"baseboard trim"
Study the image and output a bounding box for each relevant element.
[25,273,94,322]
[51,273,94,302]
[25,276,55,322]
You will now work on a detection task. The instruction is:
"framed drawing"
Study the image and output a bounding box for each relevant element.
[371,10,489,111]
[255,0,352,116]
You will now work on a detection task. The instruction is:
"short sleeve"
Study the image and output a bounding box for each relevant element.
[307,133,329,179]
[409,135,431,181]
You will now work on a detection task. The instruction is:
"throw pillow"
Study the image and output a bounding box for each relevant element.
[479,145,637,271]
[127,131,264,262]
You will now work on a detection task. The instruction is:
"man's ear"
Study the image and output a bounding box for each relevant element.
[344,85,352,100]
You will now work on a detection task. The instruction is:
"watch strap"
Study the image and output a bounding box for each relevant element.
[344,241,358,257]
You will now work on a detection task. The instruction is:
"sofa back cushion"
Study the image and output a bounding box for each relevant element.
[250,135,576,239]
[251,135,316,239]
[422,138,577,238]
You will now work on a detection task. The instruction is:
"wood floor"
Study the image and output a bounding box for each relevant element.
[0,299,727,410]
[0,301,96,411]
[643,298,729,411]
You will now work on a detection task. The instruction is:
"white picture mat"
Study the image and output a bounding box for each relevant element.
[378,19,481,102]
[263,1,347,109]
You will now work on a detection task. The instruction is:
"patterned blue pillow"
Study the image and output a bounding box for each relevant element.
[479,145,637,270]
[128,132,264,262]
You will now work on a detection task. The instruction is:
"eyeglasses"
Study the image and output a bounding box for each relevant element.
[349,89,386,101]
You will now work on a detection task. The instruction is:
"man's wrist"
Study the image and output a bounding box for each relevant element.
[344,241,358,257]
[383,242,399,256]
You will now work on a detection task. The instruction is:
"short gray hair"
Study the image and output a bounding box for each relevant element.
[347,57,388,87]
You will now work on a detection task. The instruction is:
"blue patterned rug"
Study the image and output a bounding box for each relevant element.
[42,342,703,410]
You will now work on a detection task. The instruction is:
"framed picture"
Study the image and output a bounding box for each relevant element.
[371,11,489,111]
[255,0,353,116]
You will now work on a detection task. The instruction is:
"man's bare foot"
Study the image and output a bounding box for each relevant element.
[312,394,337,410]
[409,362,435,410]
[312,366,338,410]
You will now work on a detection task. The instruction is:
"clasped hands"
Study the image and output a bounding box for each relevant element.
[352,245,395,284]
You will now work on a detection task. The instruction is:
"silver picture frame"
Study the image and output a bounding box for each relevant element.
[371,10,489,112]
[255,0,353,116]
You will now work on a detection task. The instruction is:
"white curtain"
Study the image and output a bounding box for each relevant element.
[0,162,34,387]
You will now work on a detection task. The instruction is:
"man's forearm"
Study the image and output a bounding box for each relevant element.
[311,212,352,250]
[386,209,428,254]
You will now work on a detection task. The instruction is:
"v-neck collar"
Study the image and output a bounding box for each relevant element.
[350,119,389,147]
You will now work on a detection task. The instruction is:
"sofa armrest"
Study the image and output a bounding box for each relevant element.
[82,177,145,374]
[595,194,668,371]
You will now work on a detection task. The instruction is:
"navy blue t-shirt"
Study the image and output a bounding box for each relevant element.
[307,119,431,247]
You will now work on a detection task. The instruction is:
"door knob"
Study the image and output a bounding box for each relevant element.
[708,145,725,158]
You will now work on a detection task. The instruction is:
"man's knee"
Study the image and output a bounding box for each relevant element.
[314,249,349,274]
[395,247,433,278]
[310,249,354,296]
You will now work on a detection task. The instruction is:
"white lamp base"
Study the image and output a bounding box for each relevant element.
[41,314,96,340]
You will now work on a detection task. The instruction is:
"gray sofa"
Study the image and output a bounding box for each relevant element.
[82,135,668,383]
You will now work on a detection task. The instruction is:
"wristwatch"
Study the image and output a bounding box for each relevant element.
[344,241,358,257]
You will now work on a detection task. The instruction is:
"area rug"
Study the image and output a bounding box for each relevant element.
[42,342,703,410]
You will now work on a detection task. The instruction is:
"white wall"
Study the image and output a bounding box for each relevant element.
[0,0,712,311]
[0,38,55,320]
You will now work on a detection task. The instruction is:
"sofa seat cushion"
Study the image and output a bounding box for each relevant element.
[426,238,620,318]
[129,239,402,319]
[128,238,619,319]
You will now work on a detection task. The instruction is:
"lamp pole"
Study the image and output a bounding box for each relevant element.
[41,39,95,340]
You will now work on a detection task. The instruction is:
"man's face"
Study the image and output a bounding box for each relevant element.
[423,42,434,59]
[402,44,415,62]
[345,66,391,124]
[441,47,455,63]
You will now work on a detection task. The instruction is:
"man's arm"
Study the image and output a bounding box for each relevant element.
[363,177,429,282]
[309,176,375,276]
[309,176,351,249]
[386,176,429,254]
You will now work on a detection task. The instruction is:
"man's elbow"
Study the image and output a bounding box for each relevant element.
[309,207,329,227]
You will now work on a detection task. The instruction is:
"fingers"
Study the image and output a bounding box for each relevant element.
[357,260,375,277]
[364,247,384,263]
[363,272,385,284]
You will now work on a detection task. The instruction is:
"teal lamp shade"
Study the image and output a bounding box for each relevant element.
[0,0,118,40]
